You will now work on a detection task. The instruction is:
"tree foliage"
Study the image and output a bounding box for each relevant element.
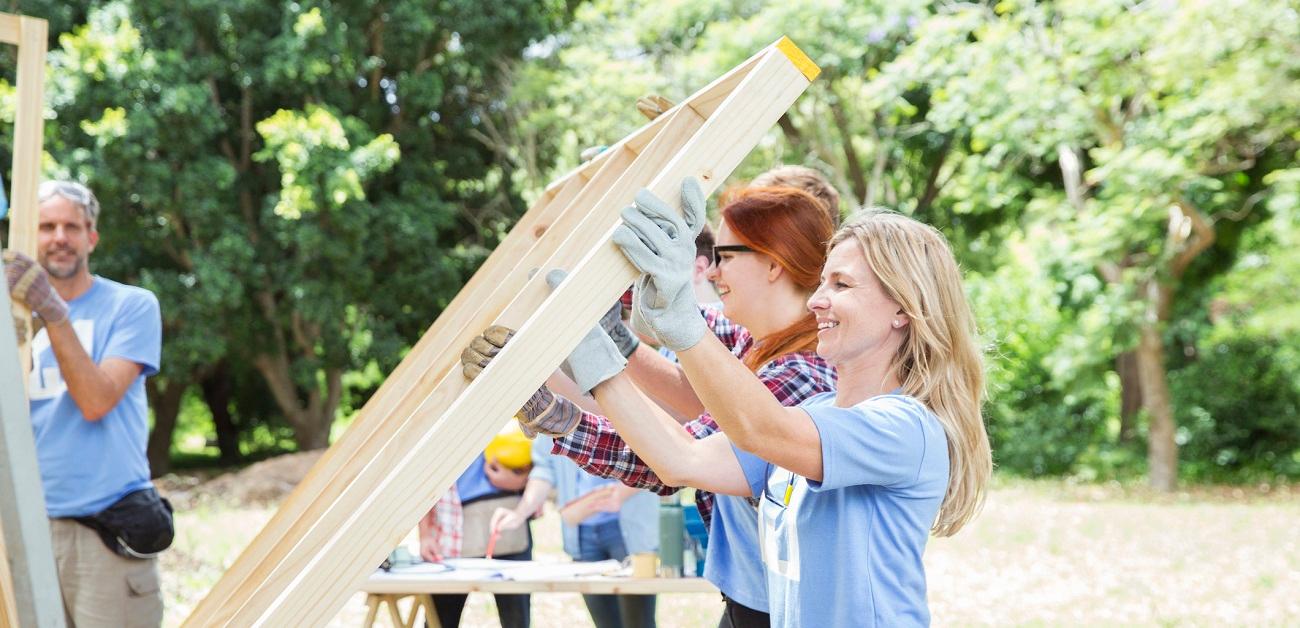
[4,0,575,461]
[4,0,1298,482]
[501,0,1300,485]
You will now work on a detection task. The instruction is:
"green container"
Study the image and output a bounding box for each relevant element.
[657,496,684,577]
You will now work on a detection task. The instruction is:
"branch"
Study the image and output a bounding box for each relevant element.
[239,87,253,171]
[914,135,953,215]
[252,353,307,423]
[776,113,804,148]
[1097,261,1123,284]
[1058,143,1088,213]
[866,111,891,208]
[289,311,316,357]
[1168,199,1215,278]
[828,86,869,205]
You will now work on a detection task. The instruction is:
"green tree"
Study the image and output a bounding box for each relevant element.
[16,0,573,456]
[873,0,1300,488]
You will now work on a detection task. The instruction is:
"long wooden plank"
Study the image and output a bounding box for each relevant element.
[181,160,591,626]
[255,39,817,626]
[208,48,770,626]
[6,13,46,396]
[0,276,65,628]
[207,126,662,626]
[186,48,772,626]
[188,43,771,628]
[0,13,56,628]
[0,14,20,45]
[187,89,640,627]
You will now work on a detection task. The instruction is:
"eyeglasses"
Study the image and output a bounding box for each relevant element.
[711,244,754,266]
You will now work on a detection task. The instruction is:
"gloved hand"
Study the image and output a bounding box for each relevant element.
[543,269,628,394]
[3,250,69,325]
[611,178,708,352]
[600,298,640,358]
[460,325,583,438]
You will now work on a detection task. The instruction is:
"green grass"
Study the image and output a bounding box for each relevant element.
[159,477,1300,626]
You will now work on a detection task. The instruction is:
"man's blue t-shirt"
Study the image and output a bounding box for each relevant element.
[28,276,161,518]
[571,467,618,528]
[733,392,949,627]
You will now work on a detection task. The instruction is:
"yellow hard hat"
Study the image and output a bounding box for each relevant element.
[484,423,532,470]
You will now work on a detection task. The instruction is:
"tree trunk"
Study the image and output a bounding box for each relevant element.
[827,89,869,205]
[200,362,240,463]
[145,379,187,478]
[252,353,340,451]
[1135,320,1178,491]
[1116,351,1142,444]
[776,113,804,151]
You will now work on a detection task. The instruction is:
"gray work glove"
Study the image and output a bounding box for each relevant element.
[610,178,708,352]
[3,250,69,325]
[601,289,640,358]
[460,325,582,438]
[543,269,628,394]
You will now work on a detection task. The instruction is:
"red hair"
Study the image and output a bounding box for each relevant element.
[719,186,834,371]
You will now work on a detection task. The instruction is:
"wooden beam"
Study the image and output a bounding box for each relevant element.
[6,13,47,382]
[0,12,58,628]
[181,167,591,626]
[0,14,20,45]
[185,48,777,624]
[186,41,773,628]
[220,37,817,626]
[0,275,65,628]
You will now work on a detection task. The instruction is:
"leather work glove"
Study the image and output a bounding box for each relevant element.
[460,325,582,438]
[610,178,708,352]
[543,269,629,394]
[601,297,640,358]
[3,250,69,325]
[635,94,674,120]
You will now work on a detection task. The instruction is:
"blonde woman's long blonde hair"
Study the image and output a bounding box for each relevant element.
[830,209,992,537]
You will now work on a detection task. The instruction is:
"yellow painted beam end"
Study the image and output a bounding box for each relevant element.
[775,36,820,82]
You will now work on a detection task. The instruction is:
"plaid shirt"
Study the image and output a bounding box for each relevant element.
[552,306,837,525]
[424,484,464,560]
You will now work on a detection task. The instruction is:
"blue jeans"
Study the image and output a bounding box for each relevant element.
[428,546,531,628]
[576,520,656,628]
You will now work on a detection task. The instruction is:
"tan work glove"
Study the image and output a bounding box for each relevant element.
[4,250,69,325]
[460,325,582,438]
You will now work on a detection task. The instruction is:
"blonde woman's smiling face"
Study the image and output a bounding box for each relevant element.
[807,240,906,368]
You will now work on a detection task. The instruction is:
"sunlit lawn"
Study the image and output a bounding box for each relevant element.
[159,476,1299,627]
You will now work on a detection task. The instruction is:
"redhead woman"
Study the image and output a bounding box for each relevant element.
[461,184,837,627]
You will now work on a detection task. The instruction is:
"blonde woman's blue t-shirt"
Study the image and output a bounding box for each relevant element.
[28,277,161,518]
[732,392,949,627]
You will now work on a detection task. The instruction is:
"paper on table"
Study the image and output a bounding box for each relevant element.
[376,558,622,582]
[505,560,621,581]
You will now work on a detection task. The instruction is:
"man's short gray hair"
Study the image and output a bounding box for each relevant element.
[38,180,101,229]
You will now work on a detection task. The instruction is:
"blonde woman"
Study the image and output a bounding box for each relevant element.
[593,186,992,626]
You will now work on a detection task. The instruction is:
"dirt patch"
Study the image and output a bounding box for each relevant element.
[159,451,323,509]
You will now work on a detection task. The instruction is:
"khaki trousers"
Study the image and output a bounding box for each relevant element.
[49,518,162,628]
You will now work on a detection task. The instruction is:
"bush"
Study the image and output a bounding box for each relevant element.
[969,257,1117,476]
[1171,331,1300,480]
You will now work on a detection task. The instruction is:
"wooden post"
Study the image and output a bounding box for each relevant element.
[2,11,47,381]
[181,59,737,622]
[188,37,818,626]
[0,12,61,628]
[185,46,770,628]
[0,272,65,628]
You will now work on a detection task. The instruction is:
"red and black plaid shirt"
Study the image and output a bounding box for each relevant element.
[551,306,837,525]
